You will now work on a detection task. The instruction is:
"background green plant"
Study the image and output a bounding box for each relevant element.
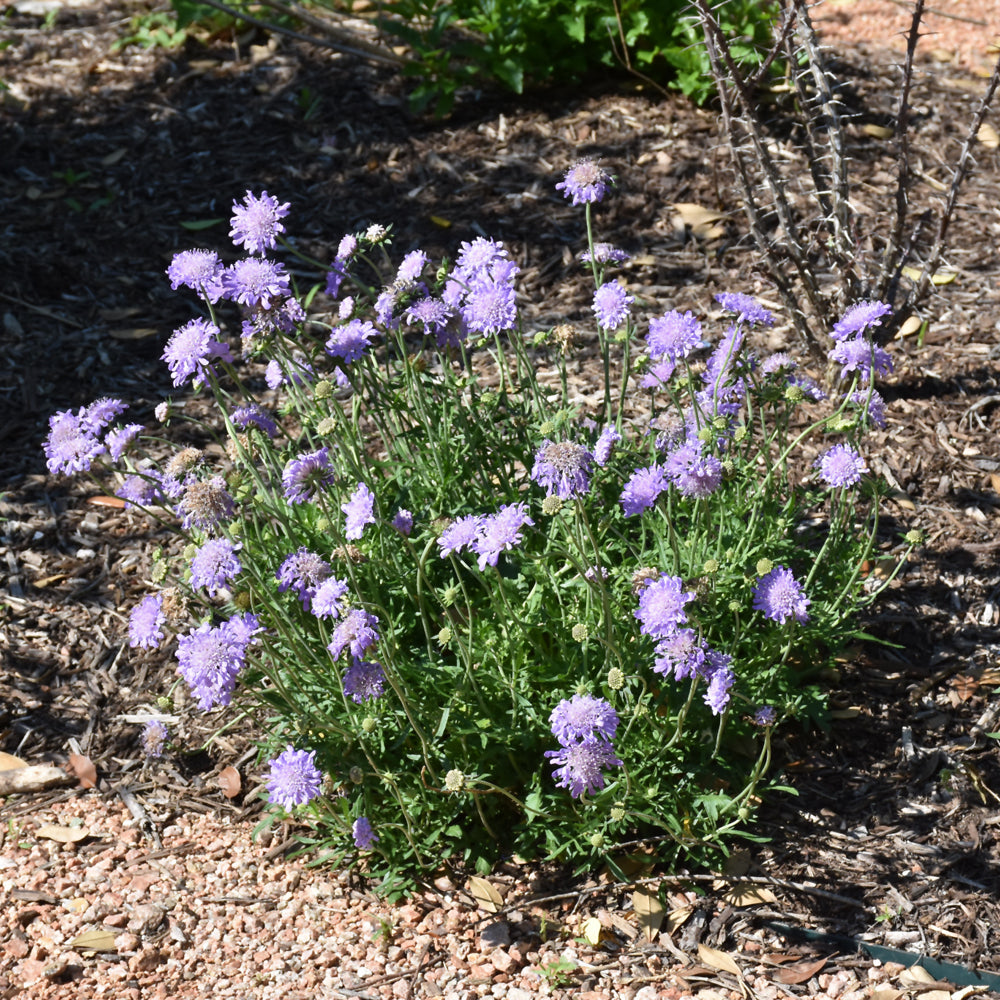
[118,0,780,112]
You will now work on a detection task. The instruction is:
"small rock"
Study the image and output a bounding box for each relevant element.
[491,949,514,973]
[127,903,166,935]
[480,921,511,949]
[114,932,141,954]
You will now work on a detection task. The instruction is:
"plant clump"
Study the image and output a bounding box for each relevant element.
[46,174,917,889]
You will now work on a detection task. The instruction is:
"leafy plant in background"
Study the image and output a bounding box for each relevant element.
[692,0,1000,358]
[114,0,780,113]
[45,170,917,891]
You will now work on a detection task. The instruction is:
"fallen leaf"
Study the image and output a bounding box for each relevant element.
[672,202,727,239]
[899,965,941,986]
[87,495,127,508]
[951,675,979,701]
[68,753,98,789]
[722,884,778,906]
[468,875,502,913]
[70,930,117,952]
[762,953,806,965]
[901,265,957,285]
[869,990,904,1000]
[632,887,664,942]
[895,315,924,339]
[698,943,742,977]
[36,824,89,844]
[218,766,242,799]
[107,327,160,340]
[772,956,828,985]
[100,147,128,166]
[863,123,895,139]
[0,752,28,770]
[429,215,452,228]
[829,707,862,719]
[665,903,693,935]
[977,122,999,148]
[581,916,603,946]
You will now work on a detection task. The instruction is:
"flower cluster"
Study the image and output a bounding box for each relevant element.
[545,695,622,798]
[43,397,142,476]
[176,613,263,711]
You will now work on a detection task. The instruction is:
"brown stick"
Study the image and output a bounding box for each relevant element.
[0,764,75,796]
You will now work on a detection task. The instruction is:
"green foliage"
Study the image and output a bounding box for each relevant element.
[373,0,780,108]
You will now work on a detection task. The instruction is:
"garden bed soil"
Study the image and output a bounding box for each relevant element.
[3,1,1000,997]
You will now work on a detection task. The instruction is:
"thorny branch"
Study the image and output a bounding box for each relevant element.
[693,0,1000,357]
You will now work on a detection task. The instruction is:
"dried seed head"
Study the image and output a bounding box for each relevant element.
[631,566,660,596]
[165,447,202,480]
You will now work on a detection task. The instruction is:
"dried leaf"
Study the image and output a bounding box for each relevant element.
[0,752,28,770]
[87,495,126,508]
[36,824,89,844]
[100,147,128,166]
[107,327,160,340]
[68,753,97,789]
[70,930,117,952]
[763,953,805,965]
[581,916,603,946]
[899,965,938,985]
[665,903,693,934]
[977,122,999,148]
[671,202,727,239]
[429,215,452,228]
[723,884,778,906]
[632,887,664,942]
[468,875,502,913]
[772,957,828,985]
[863,123,895,139]
[951,675,979,702]
[895,315,924,339]
[901,265,958,285]
[672,202,725,226]
[869,989,904,1000]
[218,766,242,799]
[697,943,742,977]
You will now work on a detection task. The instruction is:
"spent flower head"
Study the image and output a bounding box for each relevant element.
[141,719,168,758]
[555,158,613,205]
[531,440,594,499]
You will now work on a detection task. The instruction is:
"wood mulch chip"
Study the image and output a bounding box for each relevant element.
[3,1,1000,997]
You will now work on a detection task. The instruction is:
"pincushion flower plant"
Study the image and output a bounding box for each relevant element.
[45,165,919,888]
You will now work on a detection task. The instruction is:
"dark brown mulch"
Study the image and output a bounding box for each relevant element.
[3,0,1000,987]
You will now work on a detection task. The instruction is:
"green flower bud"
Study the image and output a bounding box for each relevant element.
[441,585,460,607]
[541,495,563,516]
[532,330,549,347]
[610,806,626,823]
[703,559,719,574]
[539,420,556,437]
[571,623,589,642]
[437,626,453,646]
[315,379,333,400]
[317,416,337,435]
[904,529,923,545]
[317,517,331,532]
[151,560,168,584]
[606,667,625,691]
[589,832,605,848]
[784,384,804,403]
[697,426,714,443]
[756,558,773,577]
[733,425,748,443]
[361,717,377,733]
